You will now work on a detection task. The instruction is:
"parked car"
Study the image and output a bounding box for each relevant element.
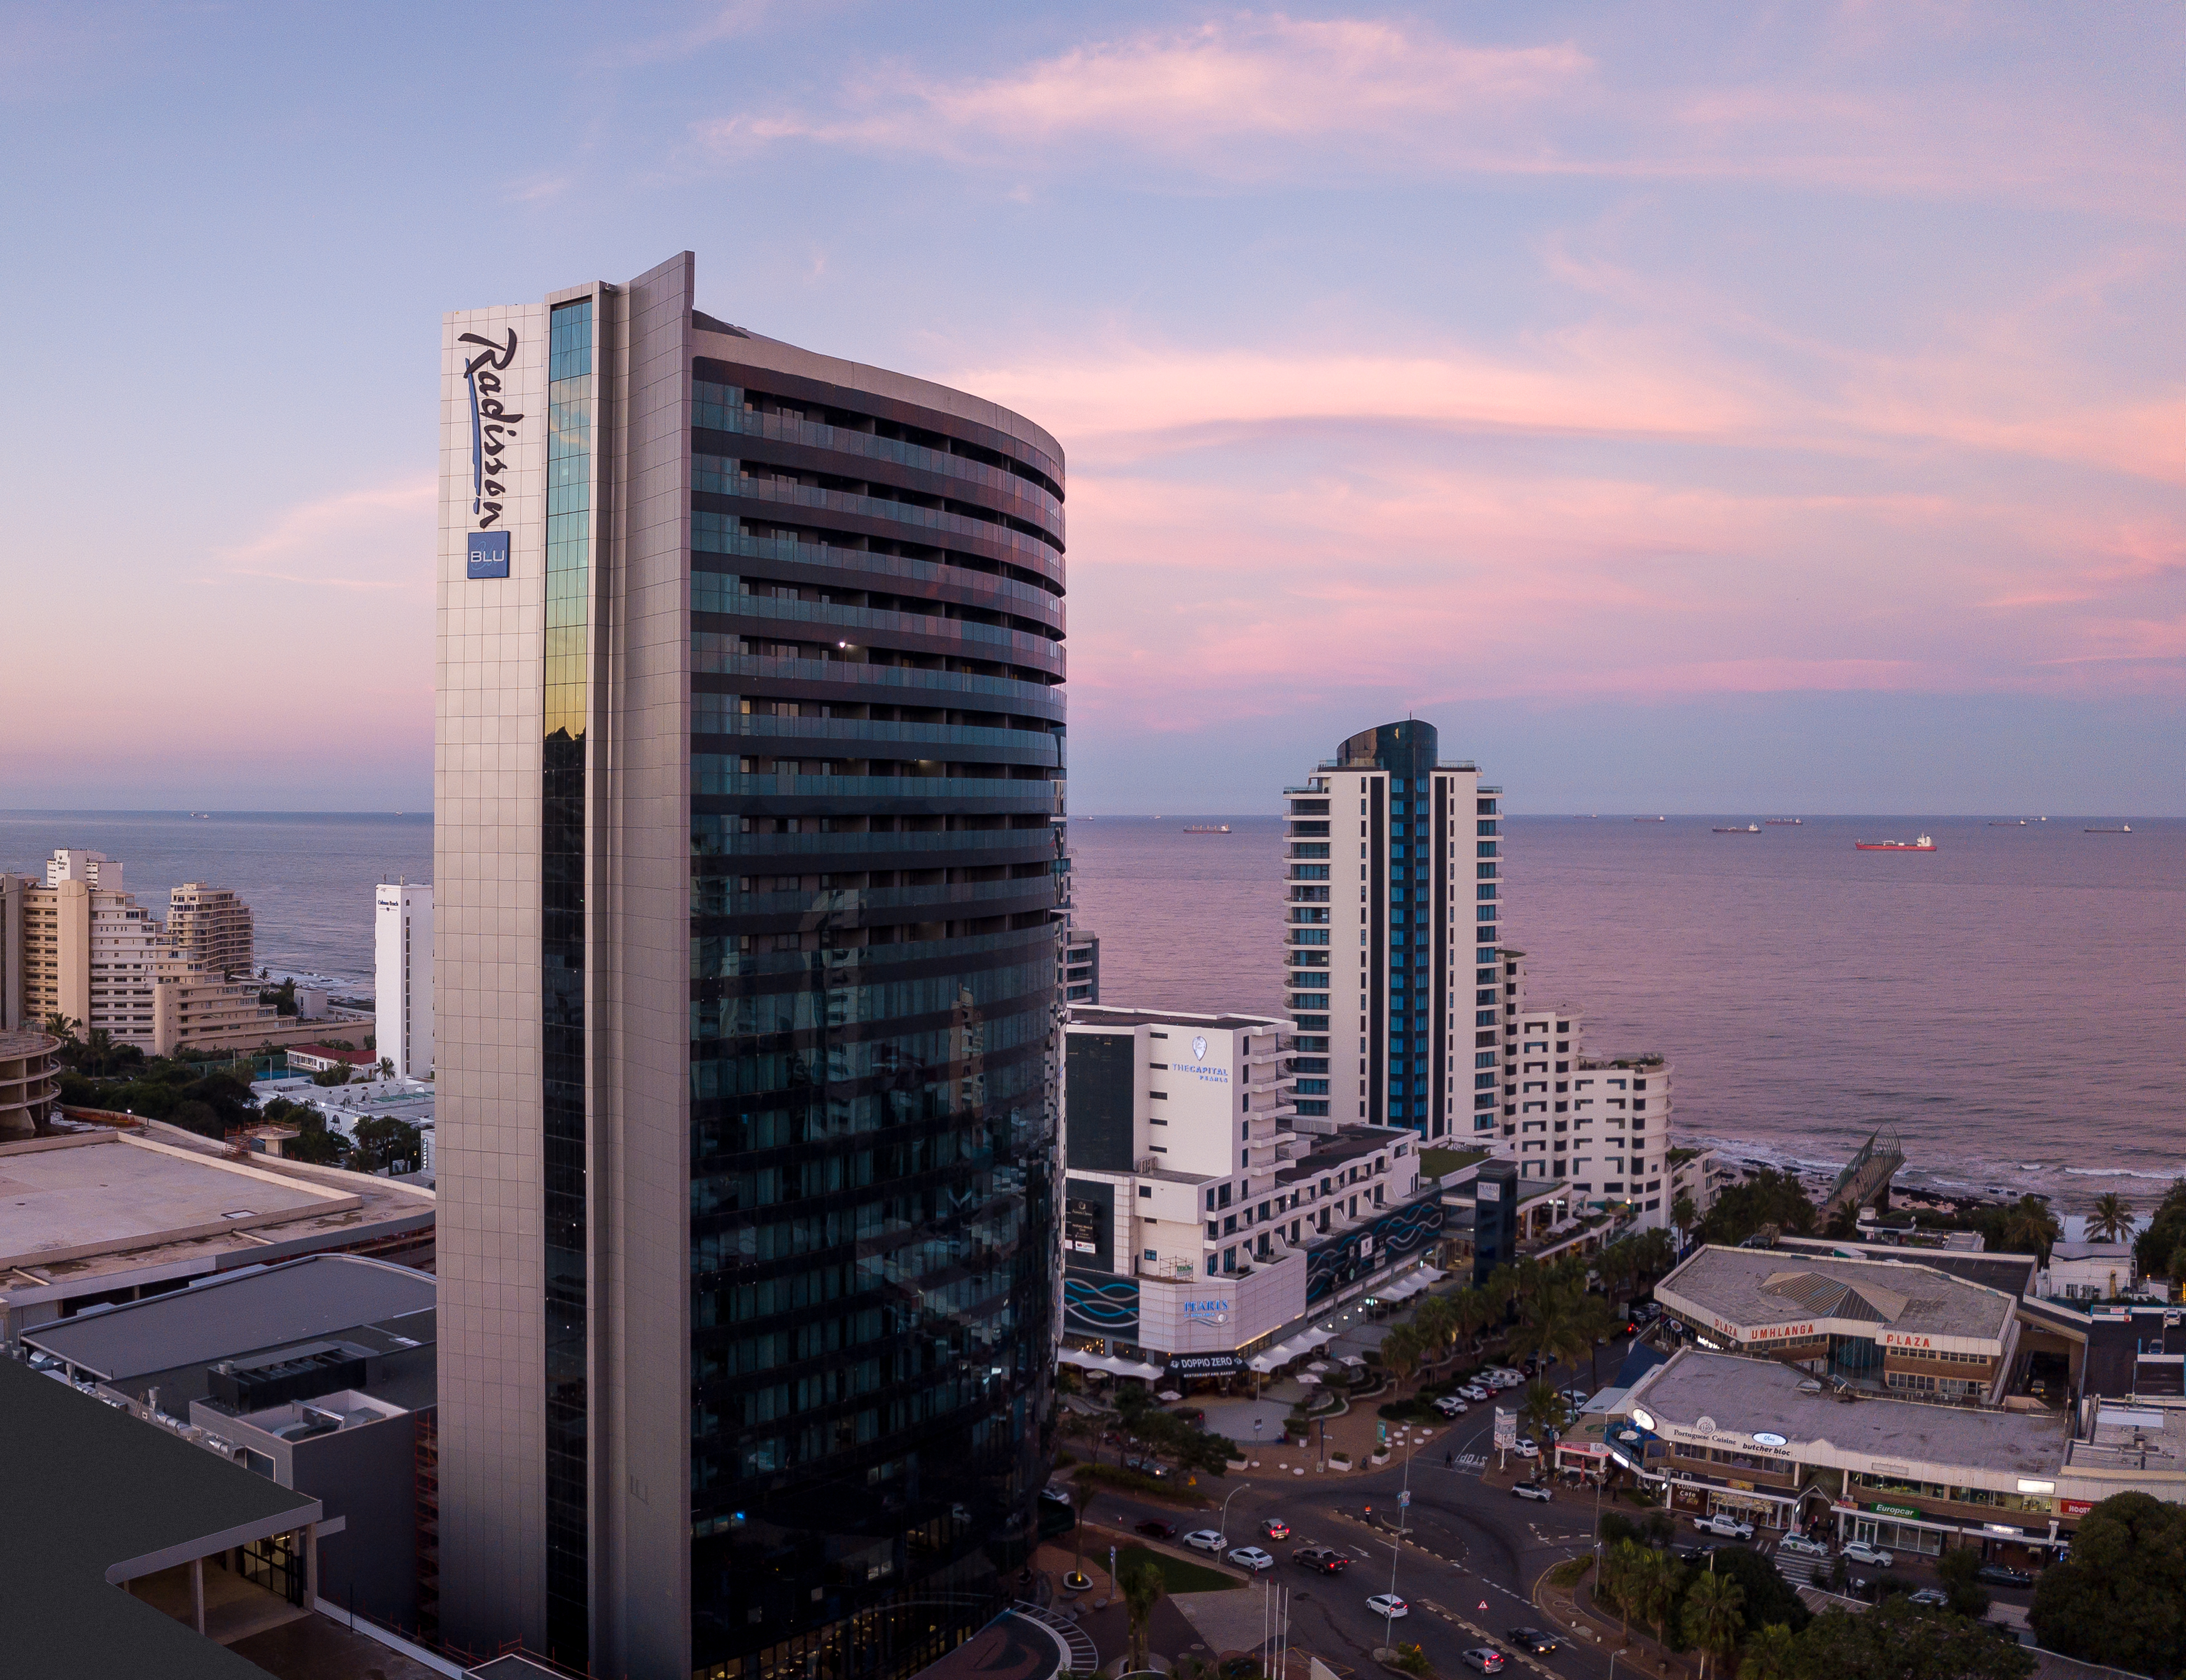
[1367,1594,1410,1620]
[1262,1518,1291,1541]
[1841,1541,1895,1568]
[1506,1628,1559,1654]
[1229,1546,1276,1572]
[1777,1533,1830,1558]
[1976,1563,2034,1588]
[1511,1438,1540,1459]
[1122,1455,1169,1479]
[1434,1396,1470,1417]
[1292,1546,1349,1575]
[1458,1384,1491,1402]
[1693,1513,1755,1541]
[1136,1519,1179,1541]
[1183,1529,1227,1553]
[1039,1485,1072,1507]
[1908,1589,1950,1607]
[1459,1649,1506,1674]
[1513,1481,1553,1502]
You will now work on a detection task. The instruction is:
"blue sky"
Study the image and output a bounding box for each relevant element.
[2,2,2180,813]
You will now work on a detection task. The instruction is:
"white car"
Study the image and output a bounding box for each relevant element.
[1693,1514,1754,1541]
[1228,1546,1275,1572]
[1512,1481,1553,1502]
[1777,1534,1830,1558]
[1489,1370,1525,1387]
[1841,1540,1895,1568]
[1511,1438,1540,1459]
[1039,1485,1072,1507]
[1183,1529,1227,1553]
[1368,1594,1410,1620]
[1458,1384,1491,1402]
[1434,1396,1469,1417]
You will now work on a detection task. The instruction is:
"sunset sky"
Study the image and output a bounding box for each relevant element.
[3,3,2180,813]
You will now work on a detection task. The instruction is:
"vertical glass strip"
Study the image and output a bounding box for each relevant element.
[542,296,594,1665]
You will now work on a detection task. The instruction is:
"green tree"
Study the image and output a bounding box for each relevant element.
[354,1116,423,1174]
[312,1060,353,1088]
[1741,1622,1796,1680]
[1451,1287,1497,1350]
[1411,1294,1459,1364]
[2028,1491,2186,1677]
[1790,1599,2033,1680]
[1121,1559,1166,1672]
[1683,1568,1746,1680]
[1379,1323,1427,1386]
[2090,1193,2133,1244]
[1519,1378,1568,1445]
[1633,1546,1685,1647]
[1704,1546,1809,1636]
[1935,1545,1991,1621]
[1599,1538,1644,1640]
[1697,1168,1816,1245]
[1510,1275,1592,1377]
[1671,1193,1699,1251]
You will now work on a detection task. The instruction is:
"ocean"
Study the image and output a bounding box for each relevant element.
[1068,814,2186,1213]
[10,806,2178,1211]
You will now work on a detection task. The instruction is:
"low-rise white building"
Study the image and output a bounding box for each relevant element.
[1061,1005,1445,1379]
[2043,1240,2139,1303]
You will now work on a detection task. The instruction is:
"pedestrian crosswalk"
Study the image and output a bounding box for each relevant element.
[1770,1552,1821,1586]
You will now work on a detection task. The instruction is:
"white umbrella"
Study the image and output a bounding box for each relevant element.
[1156,1389,1183,1402]
[1296,1371,1323,1385]
[1305,1360,1331,1373]
[1338,1354,1367,1368]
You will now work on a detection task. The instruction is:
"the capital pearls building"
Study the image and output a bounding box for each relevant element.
[435,254,1064,1680]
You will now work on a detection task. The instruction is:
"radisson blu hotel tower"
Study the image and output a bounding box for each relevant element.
[434,254,1064,1679]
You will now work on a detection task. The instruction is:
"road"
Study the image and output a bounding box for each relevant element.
[1077,1403,1618,1680]
[1068,1377,2039,1680]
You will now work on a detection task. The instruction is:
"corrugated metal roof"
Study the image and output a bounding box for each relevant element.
[22,1253,433,1380]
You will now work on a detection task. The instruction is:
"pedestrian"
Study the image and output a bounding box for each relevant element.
[1445,1451,1454,1469]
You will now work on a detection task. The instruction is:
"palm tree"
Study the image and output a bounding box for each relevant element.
[1121,1559,1166,1672]
[1412,1294,1459,1365]
[1740,1619,1795,1680]
[1682,1569,1745,1680]
[2003,1194,2062,1263]
[1452,1287,1496,1351]
[1601,1539,1643,1640]
[1380,1324,1426,1387]
[1635,1547,1684,1647]
[2091,1194,2133,1243]
[1519,1378,1568,1445]
[1633,1226,1676,1281]
[1671,1193,1699,1253]
[1597,1238,1637,1310]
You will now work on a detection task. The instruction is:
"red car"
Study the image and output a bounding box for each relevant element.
[1136,1519,1178,1541]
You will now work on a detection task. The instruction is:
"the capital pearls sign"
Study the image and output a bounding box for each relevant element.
[459,325,521,577]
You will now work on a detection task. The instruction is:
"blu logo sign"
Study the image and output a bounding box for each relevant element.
[467,530,510,579]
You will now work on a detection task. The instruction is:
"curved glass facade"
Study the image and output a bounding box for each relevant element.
[686,362,1063,1680]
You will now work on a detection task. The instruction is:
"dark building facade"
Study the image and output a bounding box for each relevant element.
[438,254,1063,1680]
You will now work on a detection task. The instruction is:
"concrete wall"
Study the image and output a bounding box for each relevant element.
[435,291,552,1655]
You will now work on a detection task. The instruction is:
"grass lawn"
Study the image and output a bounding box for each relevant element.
[1114,1544,1241,1593]
[1421,1146,1488,1179]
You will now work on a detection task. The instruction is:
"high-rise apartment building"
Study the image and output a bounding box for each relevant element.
[168,883,254,977]
[375,882,433,1080]
[436,254,1064,1680]
[1493,949,1688,1223]
[1282,721,1501,1144]
[23,852,169,1044]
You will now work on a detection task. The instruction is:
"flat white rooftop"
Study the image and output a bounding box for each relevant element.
[0,1132,357,1269]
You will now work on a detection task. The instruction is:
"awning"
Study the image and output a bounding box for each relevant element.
[1377,1275,1428,1303]
[1418,1267,1446,1284]
[1057,1349,1164,1380]
[1247,1356,1282,1374]
[1297,1328,1338,1351]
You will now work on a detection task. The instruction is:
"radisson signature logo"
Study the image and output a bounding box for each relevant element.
[457,327,524,530]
